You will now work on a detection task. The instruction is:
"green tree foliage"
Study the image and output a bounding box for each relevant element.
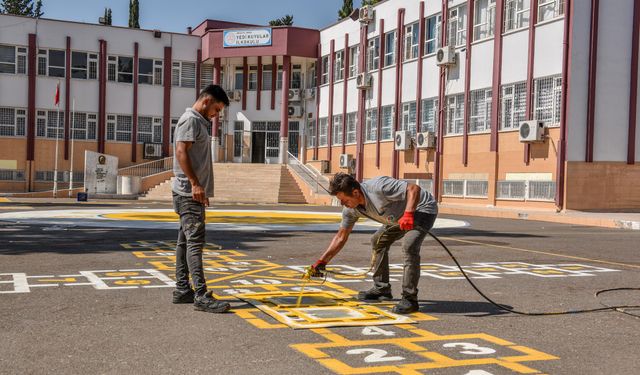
[33,0,42,17]
[268,14,294,26]
[128,0,139,28]
[361,0,380,6]
[0,0,38,16]
[338,0,353,20]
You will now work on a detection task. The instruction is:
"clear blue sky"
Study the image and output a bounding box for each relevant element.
[40,0,370,32]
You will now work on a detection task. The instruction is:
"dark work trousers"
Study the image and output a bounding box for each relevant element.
[370,212,437,301]
[173,192,207,297]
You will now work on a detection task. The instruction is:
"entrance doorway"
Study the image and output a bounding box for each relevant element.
[251,132,266,163]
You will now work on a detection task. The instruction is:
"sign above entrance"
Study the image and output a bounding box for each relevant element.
[223,29,272,48]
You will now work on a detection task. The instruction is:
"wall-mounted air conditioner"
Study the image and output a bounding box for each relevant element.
[359,6,375,24]
[416,131,436,149]
[436,46,456,66]
[394,130,411,151]
[143,143,163,159]
[288,89,301,102]
[339,154,354,169]
[288,105,303,118]
[357,73,372,89]
[519,120,545,143]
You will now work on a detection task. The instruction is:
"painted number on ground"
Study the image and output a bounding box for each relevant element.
[346,348,405,363]
[361,326,396,336]
[443,342,496,355]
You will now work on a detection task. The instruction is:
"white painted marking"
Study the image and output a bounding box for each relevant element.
[346,348,405,363]
[443,342,496,355]
[361,326,396,336]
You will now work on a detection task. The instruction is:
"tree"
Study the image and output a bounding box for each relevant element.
[338,0,353,20]
[361,0,380,6]
[0,0,34,16]
[268,14,294,26]
[107,8,112,25]
[33,0,42,17]
[128,0,139,28]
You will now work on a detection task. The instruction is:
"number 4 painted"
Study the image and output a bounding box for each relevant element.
[361,326,396,337]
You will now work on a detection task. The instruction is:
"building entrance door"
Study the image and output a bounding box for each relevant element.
[252,121,280,164]
[251,132,266,163]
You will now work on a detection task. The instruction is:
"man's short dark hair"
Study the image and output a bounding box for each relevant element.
[198,84,230,107]
[329,172,361,196]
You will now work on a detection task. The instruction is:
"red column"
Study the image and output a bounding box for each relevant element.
[196,49,202,99]
[162,47,172,157]
[257,56,262,111]
[212,57,221,138]
[242,57,248,110]
[27,34,36,162]
[490,0,505,152]
[585,0,599,163]
[524,0,539,164]
[314,45,321,161]
[98,40,107,154]
[132,42,139,163]
[328,40,335,163]
[462,1,475,167]
[281,55,291,138]
[392,9,405,179]
[64,36,71,160]
[434,0,449,202]
[415,2,426,167]
[376,20,386,169]
[356,24,368,181]
[342,34,349,154]
[628,0,640,164]
[271,57,276,110]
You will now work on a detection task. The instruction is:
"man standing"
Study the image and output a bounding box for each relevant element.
[171,84,230,313]
[309,173,438,314]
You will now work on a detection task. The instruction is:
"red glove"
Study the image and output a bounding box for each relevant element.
[310,260,327,277]
[398,211,415,231]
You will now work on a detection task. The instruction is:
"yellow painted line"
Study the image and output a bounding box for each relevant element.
[103,211,346,224]
[440,236,640,270]
[37,277,77,283]
[0,198,11,202]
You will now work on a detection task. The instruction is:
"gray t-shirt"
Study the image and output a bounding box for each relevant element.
[341,176,438,228]
[172,108,214,198]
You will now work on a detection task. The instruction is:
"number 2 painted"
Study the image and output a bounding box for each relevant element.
[346,348,405,363]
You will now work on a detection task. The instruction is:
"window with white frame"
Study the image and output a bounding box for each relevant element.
[234,66,244,90]
[318,117,328,146]
[504,0,530,31]
[349,45,359,77]
[365,108,378,142]
[401,102,417,137]
[448,5,467,47]
[346,112,357,144]
[138,116,163,143]
[474,0,496,41]
[36,110,46,137]
[262,64,273,89]
[534,75,562,125]
[500,81,527,130]
[172,61,196,88]
[446,94,465,135]
[139,58,162,85]
[200,64,213,89]
[70,112,97,140]
[334,50,345,81]
[107,55,117,81]
[38,49,65,77]
[469,88,492,133]
[248,66,258,90]
[425,14,442,55]
[117,56,133,83]
[307,63,316,88]
[276,65,284,89]
[45,111,64,139]
[321,55,329,84]
[367,37,380,72]
[384,30,396,67]
[538,0,564,23]
[291,64,302,89]
[0,107,26,137]
[307,120,316,147]
[170,118,179,143]
[233,121,243,157]
[381,105,394,140]
[332,115,343,145]
[421,98,439,133]
[405,23,419,60]
[106,114,132,142]
[71,51,97,80]
[0,45,27,74]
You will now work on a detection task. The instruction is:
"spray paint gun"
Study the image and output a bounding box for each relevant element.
[302,264,326,280]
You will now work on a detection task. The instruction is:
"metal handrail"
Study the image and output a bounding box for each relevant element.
[118,156,173,177]
[287,152,330,194]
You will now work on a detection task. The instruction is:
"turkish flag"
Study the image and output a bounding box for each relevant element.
[54,82,60,106]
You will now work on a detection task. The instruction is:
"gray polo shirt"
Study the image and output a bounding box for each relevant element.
[172,108,214,198]
[341,176,438,228]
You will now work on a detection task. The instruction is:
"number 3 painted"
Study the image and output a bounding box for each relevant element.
[346,348,405,363]
[442,342,496,355]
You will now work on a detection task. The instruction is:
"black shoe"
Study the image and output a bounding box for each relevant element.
[357,287,393,301]
[194,291,231,313]
[172,288,195,304]
[391,298,419,314]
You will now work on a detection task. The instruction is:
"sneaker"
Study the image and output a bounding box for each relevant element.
[391,298,419,314]
[172,288,195,304]
[194,291,231,313]
[357,287,393,301]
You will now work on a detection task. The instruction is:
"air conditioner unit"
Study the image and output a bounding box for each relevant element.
[357,73,372,89]
[218,108,227,120]
[359,5,375,24]
[304,88,316,100]
[227,90,241,101]
[436,46,456,66]
[339,153,354,169]
[288,105,303,118]
[288,88,301,101]
[519,120,545,142]
[416,131,436,149]
[394,130,411,151]
[143,143,163,159]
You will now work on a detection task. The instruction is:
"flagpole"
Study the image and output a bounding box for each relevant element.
[53,81,61,198]
[68,99,75,197]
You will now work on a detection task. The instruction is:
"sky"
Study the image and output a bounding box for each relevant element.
[39,0,372,32]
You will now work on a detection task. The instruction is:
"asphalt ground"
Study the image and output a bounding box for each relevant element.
[0,201,639,374]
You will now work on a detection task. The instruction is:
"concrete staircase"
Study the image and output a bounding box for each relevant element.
[141,164,307,204]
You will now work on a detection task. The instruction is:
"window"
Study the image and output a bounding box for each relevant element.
[534,76,562,125]
[384,31,396,67]
[401,102,417,136]
[405,23,419,60]
[318,117,328,146]
[307,63,316,88]
[367,37,380,72]
[291,64,302,89]
[425,14,442,55]
[70,112,97,140]
[421,98,439,133]
[381,105,394,140]
[473,0,496,41]
[234,66,244,90]
[117,56,133,83]
[107,56,117,81]
[446,94,465,135]
[538,0,564,23]
[139,58,162,85]
[233,121,243,157]
[248,66,258,90]
[0,45,27,74]
[469,88,492,133]
[276,65,284,90]
[346,112,357,144]
[44,111,64,139]
[137,116,163,143]
[504,0,530,31]
[332,115,343,145]
[262,65,273,89]
[48,49,66,77]
[170,118,179,143]
[71,51,96,79]
[306,120,316,148]
[500,81,527,130]
[200,64,213,88]
[334,50,345,81]
[448,5,467,47]
[349,46,359,77]
[365,109,378,142]
[106,114,132,142]
[0,108,26,137]
[172,61,196,88]
[321,56,329,84]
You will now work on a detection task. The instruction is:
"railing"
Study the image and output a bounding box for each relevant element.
[0,169,25,181]
[497,180,555,201]
[118,157,173,177]
[497,181,526,200]
[443,180,489,198]
[287,152,330,194]
[528,181,556,201]
[443,180,465,197]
